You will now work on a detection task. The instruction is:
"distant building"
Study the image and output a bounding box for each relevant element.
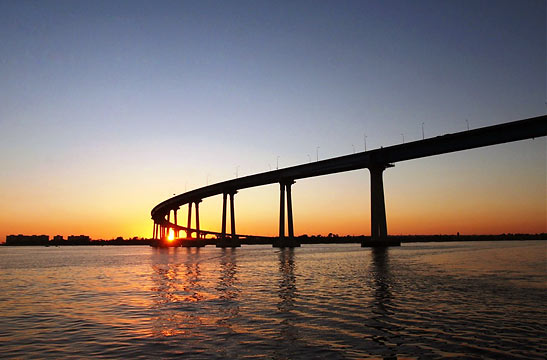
[6,234,49,246]
[50,235,66,245]
[67,235,91,244]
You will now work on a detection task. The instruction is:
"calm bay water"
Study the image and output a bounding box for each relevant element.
[0,241,545,359]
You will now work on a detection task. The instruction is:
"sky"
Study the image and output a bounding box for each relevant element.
[0,0,545,241]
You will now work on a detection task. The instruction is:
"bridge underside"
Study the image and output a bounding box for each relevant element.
[152,164,401,248]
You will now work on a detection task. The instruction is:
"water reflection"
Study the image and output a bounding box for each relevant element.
[278,248,297,313]
[368,247,406,360]
[276,248,298,348]
[216,248,240,327]
[2,243,544,358]
[150,247,204,338]
[371,247,392,312]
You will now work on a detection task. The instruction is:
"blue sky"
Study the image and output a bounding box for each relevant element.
[0,0,545,239]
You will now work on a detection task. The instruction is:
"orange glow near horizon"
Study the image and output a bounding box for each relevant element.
[0,142,544,241]
[167,229,175,242]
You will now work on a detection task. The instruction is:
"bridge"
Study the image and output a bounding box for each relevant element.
[151,115,546,247]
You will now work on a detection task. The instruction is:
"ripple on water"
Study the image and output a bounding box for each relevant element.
[0,242,545,359]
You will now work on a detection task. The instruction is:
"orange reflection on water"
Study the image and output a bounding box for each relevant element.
[149,248,219,338]
[148,247,251,340]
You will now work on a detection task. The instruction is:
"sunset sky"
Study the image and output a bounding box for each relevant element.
[0,0,545,241]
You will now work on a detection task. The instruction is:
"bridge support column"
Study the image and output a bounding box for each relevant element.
[287,182,294,239]
[176,201,206,247]
[165,210,171,238]
[187,202,193,238]
[362,164,400,247]
[218,191,241,248]
[174,208,179,238]
[195,200,201,239]
[279,182,285,239]
[230,192,237,239]
[221,193,227,239]
[274,180,300,248]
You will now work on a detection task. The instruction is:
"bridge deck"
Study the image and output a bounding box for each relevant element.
[152,115,546,221]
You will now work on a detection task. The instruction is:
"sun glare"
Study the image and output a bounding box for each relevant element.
[167,229,175,242]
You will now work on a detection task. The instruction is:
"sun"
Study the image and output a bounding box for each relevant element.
[167,229,175,242]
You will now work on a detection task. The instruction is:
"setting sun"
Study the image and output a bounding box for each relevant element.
[167,229,174,242]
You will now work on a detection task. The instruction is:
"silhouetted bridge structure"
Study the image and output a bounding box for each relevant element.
[151,115,546,247]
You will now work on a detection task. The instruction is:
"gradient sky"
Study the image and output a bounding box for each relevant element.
[0,0,545,241]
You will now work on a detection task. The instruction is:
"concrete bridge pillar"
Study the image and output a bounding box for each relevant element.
[370,165,387,240]
[221,193,227,239]
[173,208,179,238]
[286,182,294,239]
[229,192,237,239]
[166,211,174,239]
[364,164,400,247]
[275,180,300,248]
[194,200,201,239]
[187,202,193,238]
[219,191,240,247]
[279,182,285,239]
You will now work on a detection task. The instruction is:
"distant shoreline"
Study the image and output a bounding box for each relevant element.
[2,233,545,246]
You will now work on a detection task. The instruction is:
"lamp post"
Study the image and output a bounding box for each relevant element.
[276,156,280,170]
[316,146,320,162]
[401,133,405,144]
[421,122,425,139]
[466,119,470,131]
[364,133,367,151]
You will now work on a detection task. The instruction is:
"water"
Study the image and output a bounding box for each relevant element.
[0,241,545,359]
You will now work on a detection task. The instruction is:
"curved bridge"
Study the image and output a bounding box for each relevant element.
[151,115,546,247]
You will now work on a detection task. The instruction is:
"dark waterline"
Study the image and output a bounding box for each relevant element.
[1,241,545,359]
